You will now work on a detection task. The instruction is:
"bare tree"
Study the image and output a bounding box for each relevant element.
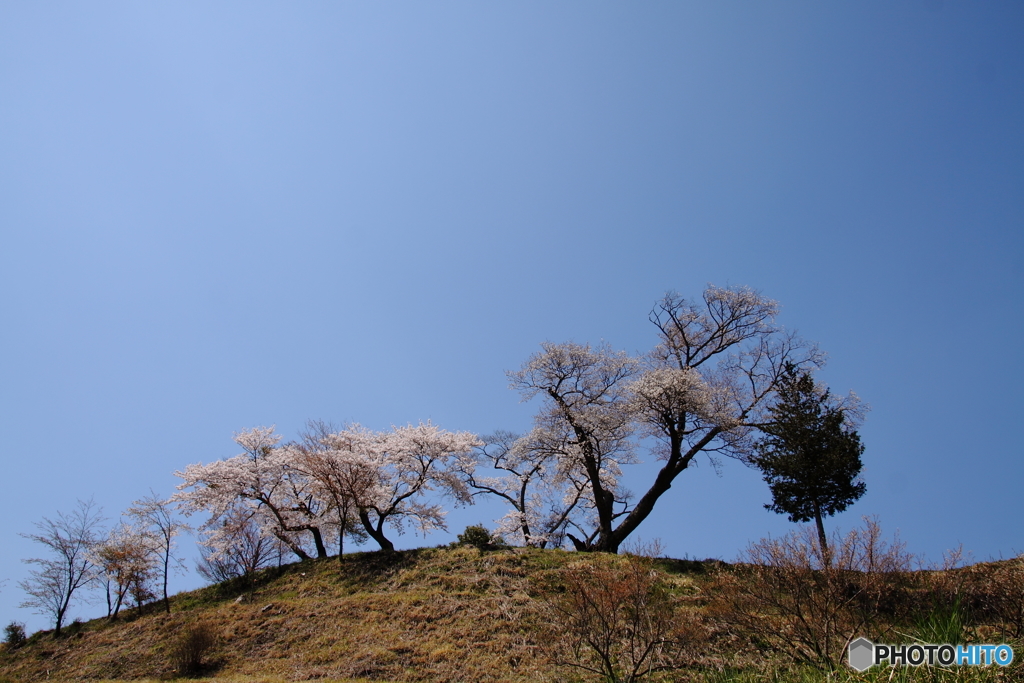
[127,491,191,613]
[19,499,105,635]
[510,285,824,553]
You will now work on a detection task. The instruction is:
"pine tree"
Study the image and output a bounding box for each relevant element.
[752,364,865,565]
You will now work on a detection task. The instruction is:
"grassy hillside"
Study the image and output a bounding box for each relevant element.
[0,546,1020,683]
[0,547,641,682]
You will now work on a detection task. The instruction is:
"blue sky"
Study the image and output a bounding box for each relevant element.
[1,1,1021,632]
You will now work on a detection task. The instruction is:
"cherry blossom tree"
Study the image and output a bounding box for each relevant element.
[289,420,370,559]
[463,429,592,548]
[174,426,334,561]
[176,422,481,557]
[196,502,283,583]
[509,342,639,552]
[304,422,481,552]
[510,285,825,553]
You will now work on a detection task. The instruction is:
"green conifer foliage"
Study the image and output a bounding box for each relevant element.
[752,364,866,564]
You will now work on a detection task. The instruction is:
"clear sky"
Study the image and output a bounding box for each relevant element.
[2,1,1022,632]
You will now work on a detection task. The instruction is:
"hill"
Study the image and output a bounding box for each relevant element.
[0,546,1020,682]
[0,547,695,682]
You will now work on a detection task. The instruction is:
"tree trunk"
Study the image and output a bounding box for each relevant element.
[566,533,588,552]
[310,526,328,558]
[275,530,311,561]
[162,550,171,614]
[359,510,395,552]
[112,589,124,620]
[603,429,720,553]
[813,502,830,568]
[338,519,345,562]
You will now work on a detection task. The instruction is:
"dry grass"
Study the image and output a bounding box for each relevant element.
[0,545,1020,683]
[0,546,580,682]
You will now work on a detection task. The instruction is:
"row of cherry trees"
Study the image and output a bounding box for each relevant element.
[174,422,481,559]
[15,284,865,635]
[177,285,843,561]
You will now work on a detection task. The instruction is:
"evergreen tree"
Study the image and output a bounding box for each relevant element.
[752,364,865,564]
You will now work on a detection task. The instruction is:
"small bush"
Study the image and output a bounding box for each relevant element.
[169,621,217,676]
[540,553,684,682]
[959,556,1024,639]
[712,517,915,671]
[3,622,26,649]
[457,524,506,551]
[65,618,84,636]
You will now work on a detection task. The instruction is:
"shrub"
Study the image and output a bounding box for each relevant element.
[3,622,26,649]
[457,524,506,551]
[712,516,915,671]
[65,618,84,636]
[977,556,1024,638]
[933,552,1024,640]
[540,553,684,682]
[169,621,217,676]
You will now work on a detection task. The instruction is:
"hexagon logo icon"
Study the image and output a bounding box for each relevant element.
[849,637,875,672]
